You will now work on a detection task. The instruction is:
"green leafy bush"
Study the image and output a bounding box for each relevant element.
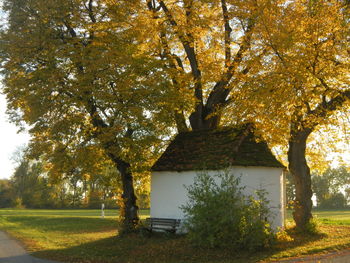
[181,171,275,251]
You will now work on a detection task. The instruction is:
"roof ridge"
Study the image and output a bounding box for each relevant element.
[151,125,284,171]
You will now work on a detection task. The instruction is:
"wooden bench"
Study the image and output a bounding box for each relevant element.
[145,217,181,233]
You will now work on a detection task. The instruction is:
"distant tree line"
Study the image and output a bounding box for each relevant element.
[0,157,150,210]
[287,166,350,209]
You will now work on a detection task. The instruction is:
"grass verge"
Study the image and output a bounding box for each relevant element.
[1,209,350,262]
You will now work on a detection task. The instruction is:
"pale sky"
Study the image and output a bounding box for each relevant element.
[0,93,30,179]
[0,7,30,179]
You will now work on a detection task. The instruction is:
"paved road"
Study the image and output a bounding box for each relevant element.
[0,231,60,263]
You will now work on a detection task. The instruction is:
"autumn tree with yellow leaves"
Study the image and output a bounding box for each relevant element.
[126,0,349,231]
[235,0,350,230]
[1,0,349,233]
[133,0,347,231]
[1,0,271,232]
[134,0,266,131]
[0,0,175,232]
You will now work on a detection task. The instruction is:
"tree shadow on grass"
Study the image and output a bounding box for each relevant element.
[7,216,117,234]
[3,216,333,263]
[29,230,329,263]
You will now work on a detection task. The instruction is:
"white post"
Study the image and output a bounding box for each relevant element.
[101,203,105,219]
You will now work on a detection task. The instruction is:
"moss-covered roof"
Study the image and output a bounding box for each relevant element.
[151,126,284,171]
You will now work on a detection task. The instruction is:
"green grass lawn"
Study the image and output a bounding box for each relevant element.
[1,208,350,262]
[312,209,350,225]
[0,208,149,218]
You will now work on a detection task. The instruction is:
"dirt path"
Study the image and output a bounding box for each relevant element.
[0,231,59,263]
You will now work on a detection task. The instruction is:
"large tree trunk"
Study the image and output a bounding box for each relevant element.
[87,100,139,232]
[95,138,139,233]
[189,104,222,130]
[111,156,139,232]
[174,111,189,133]
[288,128,313,231]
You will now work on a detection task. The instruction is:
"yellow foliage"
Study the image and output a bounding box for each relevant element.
[1,0,350,214]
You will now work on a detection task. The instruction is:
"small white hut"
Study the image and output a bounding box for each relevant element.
[150,126,286,230]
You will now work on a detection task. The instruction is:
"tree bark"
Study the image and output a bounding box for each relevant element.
[85,95,139,232]
[288,128,313,231]
[108,154,139,232]
[174,111,189,133]
[189,108,218,130]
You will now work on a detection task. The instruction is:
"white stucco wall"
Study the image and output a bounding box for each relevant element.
[150,166,285,230]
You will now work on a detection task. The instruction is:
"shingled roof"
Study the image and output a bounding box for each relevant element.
[151,125,284,172]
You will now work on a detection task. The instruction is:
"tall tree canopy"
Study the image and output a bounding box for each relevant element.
[1,0,275,230]
[0,0,175,231]
[123,0,270,131]
[127,0,349,230]
[1,0,349,233]
[235,0,350,230]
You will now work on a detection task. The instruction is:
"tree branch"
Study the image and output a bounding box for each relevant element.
[158,1,203,104]
[205,18,256,112]
[221,0,232,68]
[159,30,184,71]
[86,0,97,23]
[307,88,350,127]
[64,21,77,38]
[147,4,188,132]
